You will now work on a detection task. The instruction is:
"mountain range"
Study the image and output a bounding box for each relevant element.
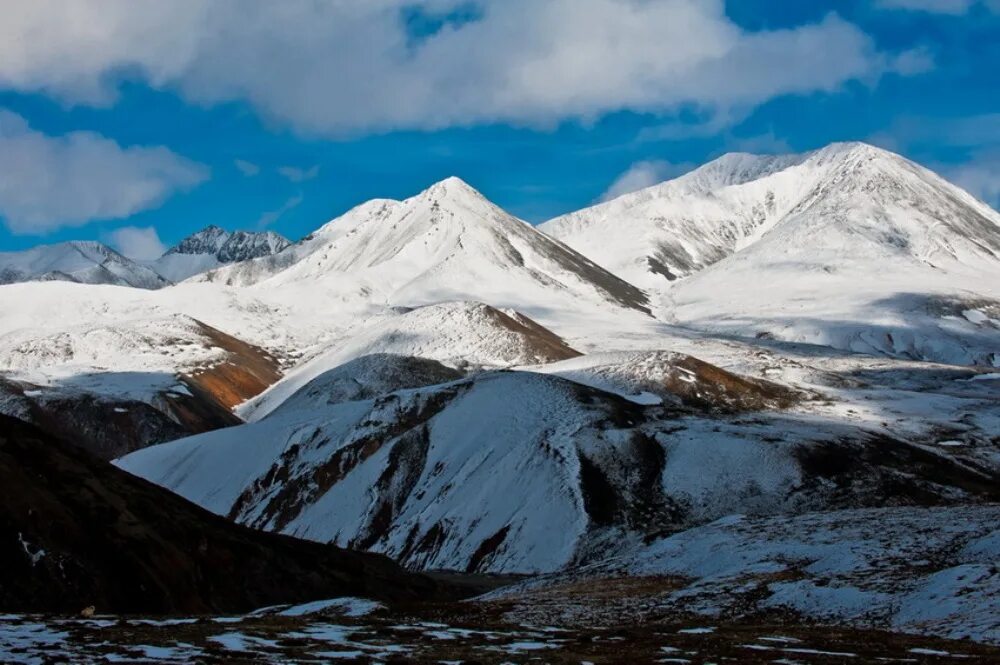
[0,226,290,288]
[3,141,1000,644]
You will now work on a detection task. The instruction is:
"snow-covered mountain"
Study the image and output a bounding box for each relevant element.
[150,225,290,282]
[118,350,999,574]
[542,143,1000,289]
[199,177,650,326]
[543,142,1000,365]
[0,241,169,289]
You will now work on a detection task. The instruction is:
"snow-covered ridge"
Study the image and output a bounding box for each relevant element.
[118,347,999,574]
[198,176,651,326]
[0,227,291,288]
[239,301,581,421]
[0,241,168,289]
[151,225,291,282]
[541,141,1000,289]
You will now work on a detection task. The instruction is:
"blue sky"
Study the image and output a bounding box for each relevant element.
[0,0,997,258]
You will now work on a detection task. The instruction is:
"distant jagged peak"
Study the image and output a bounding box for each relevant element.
[167,225,230,255]
[165,225,290,261]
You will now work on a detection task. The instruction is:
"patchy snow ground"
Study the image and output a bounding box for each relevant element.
[489,505,1000,644]
[3,595,999,664]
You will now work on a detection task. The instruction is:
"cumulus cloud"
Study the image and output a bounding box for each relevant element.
[0,1,924,136]
[106,225,166,260]
[277,165,320,183]
[0,110,208,234]
[599,160,694,201]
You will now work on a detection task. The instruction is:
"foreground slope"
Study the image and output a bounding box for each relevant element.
[0,415,443,614]
[544,143,1000,365]
[119,360,999,574]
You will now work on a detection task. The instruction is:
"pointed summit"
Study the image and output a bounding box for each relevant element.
[420,176,490,207]
[216,175,650,319]
[542,139,1000,290]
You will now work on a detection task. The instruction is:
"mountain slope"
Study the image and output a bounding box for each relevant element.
[0,241,169,289]
[240,301,581,421]
[0,415,444,614]
[489,505,1000,644]
[544,143,1000,365]
[201,178,650,325]
[0,311,283,449]
[119,363,998,574]
[150,225,290,282]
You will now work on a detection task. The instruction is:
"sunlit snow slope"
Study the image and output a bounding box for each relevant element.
[543,143,1000,365]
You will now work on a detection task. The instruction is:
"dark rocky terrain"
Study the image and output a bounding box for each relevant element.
[0,415,449,615]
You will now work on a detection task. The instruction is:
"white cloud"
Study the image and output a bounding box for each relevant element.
[0,110,208,234]
[945,151,1000,208]
[0,1,923,136]
[256,194,304,229]
[106,225,166,260]
[877,0,1000,12]
[876,0,975,13]
[277,165,320,182]
[599,160,694,201]
[234,159,260,176]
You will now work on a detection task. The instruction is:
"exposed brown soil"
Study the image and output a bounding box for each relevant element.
[664,353,802,412]
[486,306,583,362]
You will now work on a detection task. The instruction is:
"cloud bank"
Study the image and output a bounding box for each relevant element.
[0,0,925,136]
[0,110,208,234]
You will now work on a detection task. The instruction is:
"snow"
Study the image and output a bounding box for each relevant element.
[493,505,1000,643]
[276,597,384,618]
[543,142,1000,367]
[0,241,168,289]
[240,302,577,421]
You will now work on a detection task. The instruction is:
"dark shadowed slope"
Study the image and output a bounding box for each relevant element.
[0,415,447,615]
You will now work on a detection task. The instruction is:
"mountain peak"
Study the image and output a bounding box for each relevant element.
[165,226,290,260]
[421,176,488,204]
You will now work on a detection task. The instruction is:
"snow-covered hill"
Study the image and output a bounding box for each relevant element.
[149,225,290,282]
[543,143,1000,365]
[0,241,169,289]
[239,301,581,421]
[200,177,650,326]
[118,353,999,574]
[0,306,281,444]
